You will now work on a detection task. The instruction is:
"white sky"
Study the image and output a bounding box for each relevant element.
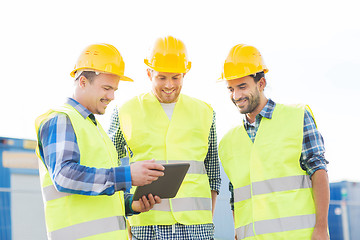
[1,0,359,182]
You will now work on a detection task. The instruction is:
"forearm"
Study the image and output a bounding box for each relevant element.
[53,162,131,195]
[311,169,330,230]
[211,190,217,217]
[233,210,238,240]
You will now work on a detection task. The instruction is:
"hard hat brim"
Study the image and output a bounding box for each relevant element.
[217,68,269,83]
[70,68,134,82]
[120,75,134,82]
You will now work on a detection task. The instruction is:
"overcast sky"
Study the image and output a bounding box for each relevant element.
[1,0,359,182]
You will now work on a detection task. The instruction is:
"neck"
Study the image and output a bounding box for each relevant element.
[72,93,83,106]
[72,92,90,113]
[245,96,268,123]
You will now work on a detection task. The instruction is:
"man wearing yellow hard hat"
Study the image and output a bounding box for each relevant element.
[109,36,221,239]
[35,43,165,240]
[218,44,330,239]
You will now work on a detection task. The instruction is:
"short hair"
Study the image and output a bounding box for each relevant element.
[249,71,265,83]
[75,71,98,83]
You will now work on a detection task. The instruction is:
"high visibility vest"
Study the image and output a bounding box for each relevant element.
[219,104,316,240]
[35,104,128,240]
[118,92,213,226]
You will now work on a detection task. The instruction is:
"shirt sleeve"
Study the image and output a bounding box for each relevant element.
[124,193,140,216]
[204,111,221,194]
[108,107,129,160]
[300,108,329,178]
[229,181,235,211]
[38,113,131,196]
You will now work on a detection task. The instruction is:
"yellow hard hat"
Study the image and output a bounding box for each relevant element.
[218,44,268,82]
[144,36,191,73]
[70,43,133,82]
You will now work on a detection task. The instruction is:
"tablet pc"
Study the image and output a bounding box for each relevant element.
[133,162,190,201]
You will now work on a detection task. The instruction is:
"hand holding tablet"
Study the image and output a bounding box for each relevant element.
[131,193,161,213]
[130,159,165,186]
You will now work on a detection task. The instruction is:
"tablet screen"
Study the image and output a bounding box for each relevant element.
[133,162,190,201]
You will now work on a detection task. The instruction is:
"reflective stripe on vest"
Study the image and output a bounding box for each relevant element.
[49,216,126,240]
[234,175,312,203]
[43,184,71,201]
[151,197,212,212]
[235,214,316,239]
[155,160,206,175]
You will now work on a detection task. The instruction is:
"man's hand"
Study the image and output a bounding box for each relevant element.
[130,159,165,186]
[131,194,161,213]
[311,226,329,240]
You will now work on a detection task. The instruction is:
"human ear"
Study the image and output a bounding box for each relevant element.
[147,69,152,81]
[78,76,87,88]
[258,77,266,91]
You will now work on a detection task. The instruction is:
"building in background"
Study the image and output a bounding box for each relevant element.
[0,137,46,240]
[328,181,360,240]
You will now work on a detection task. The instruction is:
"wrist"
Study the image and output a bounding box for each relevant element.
[129,195,141,215]
[314,223,328,230]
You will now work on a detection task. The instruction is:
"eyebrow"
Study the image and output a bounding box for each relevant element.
[236,83,247,87]
[227,83,246,89]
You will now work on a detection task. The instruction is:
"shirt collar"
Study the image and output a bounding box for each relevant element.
[66,98,93,119]
[260,98,276,119]
[243,98,276,125]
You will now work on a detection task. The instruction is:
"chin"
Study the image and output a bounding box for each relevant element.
[238,108,247,114]
[161,97,174,103]
[96,109,105,115]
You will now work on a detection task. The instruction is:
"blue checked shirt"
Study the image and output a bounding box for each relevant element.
[37,98,135,215]
[229,99,328,210]
[108,106,221,240]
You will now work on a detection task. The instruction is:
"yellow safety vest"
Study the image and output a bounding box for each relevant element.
[119,92,213,226]
[35,103,128,240]
[219,104,316,240]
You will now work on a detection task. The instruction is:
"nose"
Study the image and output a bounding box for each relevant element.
[164,79,173,89]
[108,90,115,101]
[232,89,242,101]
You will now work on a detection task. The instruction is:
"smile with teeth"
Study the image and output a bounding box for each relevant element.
[101,99,110,106]
[163,89,175,94]
[235,98,247,106]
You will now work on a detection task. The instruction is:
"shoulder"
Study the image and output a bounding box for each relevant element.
[41,112,69,129]
[274,103,307,119]
[119,93,150,109]
[181,94,213,111]
[278,103,314,119]
[276,103,306,112]
[221,125,242,141]
[38,112,70,138]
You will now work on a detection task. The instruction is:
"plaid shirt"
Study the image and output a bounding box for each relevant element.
[229,99,328,210]
[37,98,135,215]
[108,105,221,240]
